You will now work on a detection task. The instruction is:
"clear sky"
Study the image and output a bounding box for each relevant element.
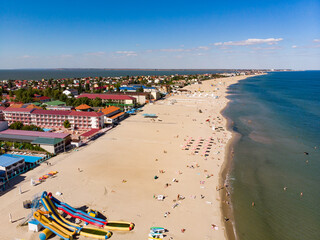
[0,0,319,69]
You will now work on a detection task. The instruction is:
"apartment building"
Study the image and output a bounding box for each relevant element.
[2,107,104,129]
[77,93,136,105]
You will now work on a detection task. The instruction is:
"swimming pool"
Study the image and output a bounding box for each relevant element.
[3,154,43,163]
[42,128,52,132]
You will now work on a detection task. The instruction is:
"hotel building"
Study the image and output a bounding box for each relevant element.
[2,107,104,129]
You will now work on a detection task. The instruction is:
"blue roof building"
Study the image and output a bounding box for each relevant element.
[119,86,137,92]
[0,155,25,175]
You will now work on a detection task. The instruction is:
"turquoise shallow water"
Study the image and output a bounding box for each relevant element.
[224,71,320,240]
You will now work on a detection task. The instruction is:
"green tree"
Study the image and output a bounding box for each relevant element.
[53,89,61,99]
[64,120,71,129]
[114,83,121,92]
[78,81,83,94]
[59,94,68,102]
[22,125,44,131]
[136,86,144,92]
[9,121,24,130]
[79,97,90,105]
[91,97,102,107]
[66,97,75,106]
[8,80,14,89]
[85,83,90,92]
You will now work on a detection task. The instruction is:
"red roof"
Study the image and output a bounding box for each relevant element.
[33,96,50,101]
[32,109,71,116]
[3,107,34,113]
[0,129,69,139]
[3,95,16,100]
[78,93,135,100]
[70,111,103,117]
[80,129,100,138]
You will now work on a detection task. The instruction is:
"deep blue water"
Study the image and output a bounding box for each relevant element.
[224,71,320,240]
[0,69,230,80]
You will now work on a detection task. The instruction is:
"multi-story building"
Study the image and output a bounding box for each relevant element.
[77,93,136,106]
[0,129,71,154]
[100,106,125,125]
[3,108,33,125]
[2,107,104,129]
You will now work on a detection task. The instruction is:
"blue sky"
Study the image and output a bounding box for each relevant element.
[0,0,319,69]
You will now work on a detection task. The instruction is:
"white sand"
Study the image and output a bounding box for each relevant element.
[0,75,256,240]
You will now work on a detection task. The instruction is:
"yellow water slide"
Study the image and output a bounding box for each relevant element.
[104,221,134,231]
[41,194,112,239]
[41,195,80,232]
[33,211,75,240]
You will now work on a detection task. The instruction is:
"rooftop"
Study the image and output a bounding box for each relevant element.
[100,106,120,115]
[45,100,66,106]
[10,103,23,108]
[110,112,125,119]
[81,129,100,138]
[75,104,92,110]
[0,155,24,168]
[0,129,69,139]
[35,96,51,101]
[31,102,41,106]
[33,109,71,116]
[70,111,103,117]
[32,137,64,145]
[3,107,34,113]
[78,93,135,100]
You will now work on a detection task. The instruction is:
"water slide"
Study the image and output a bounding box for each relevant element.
[49,194,107,227]
[33,210,75,240]
[40,191,112,239]
[104,221,134,231]
[40,192,80,232]
[49,193,134,231]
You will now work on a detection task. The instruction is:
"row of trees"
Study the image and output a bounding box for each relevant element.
[9,121,44,131]
[0,141,46,152]
[59,96,104,108]
[10,119,71,130]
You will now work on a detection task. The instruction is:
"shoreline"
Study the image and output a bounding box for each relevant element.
[219,73,266,240]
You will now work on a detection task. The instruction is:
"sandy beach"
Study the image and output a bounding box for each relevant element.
[0,75,255,240]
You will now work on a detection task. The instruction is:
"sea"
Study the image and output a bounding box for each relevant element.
[0,69,230,80]
[223,71,320,240]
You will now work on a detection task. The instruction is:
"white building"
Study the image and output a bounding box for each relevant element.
[63,89,79,97]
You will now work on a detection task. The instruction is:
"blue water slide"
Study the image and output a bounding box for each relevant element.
[50,195,107,227]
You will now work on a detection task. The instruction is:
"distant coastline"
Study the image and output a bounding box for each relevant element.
[0,68,292,71]
[0,68,280,81]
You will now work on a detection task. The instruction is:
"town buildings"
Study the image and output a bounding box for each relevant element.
[63,89,78,97]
